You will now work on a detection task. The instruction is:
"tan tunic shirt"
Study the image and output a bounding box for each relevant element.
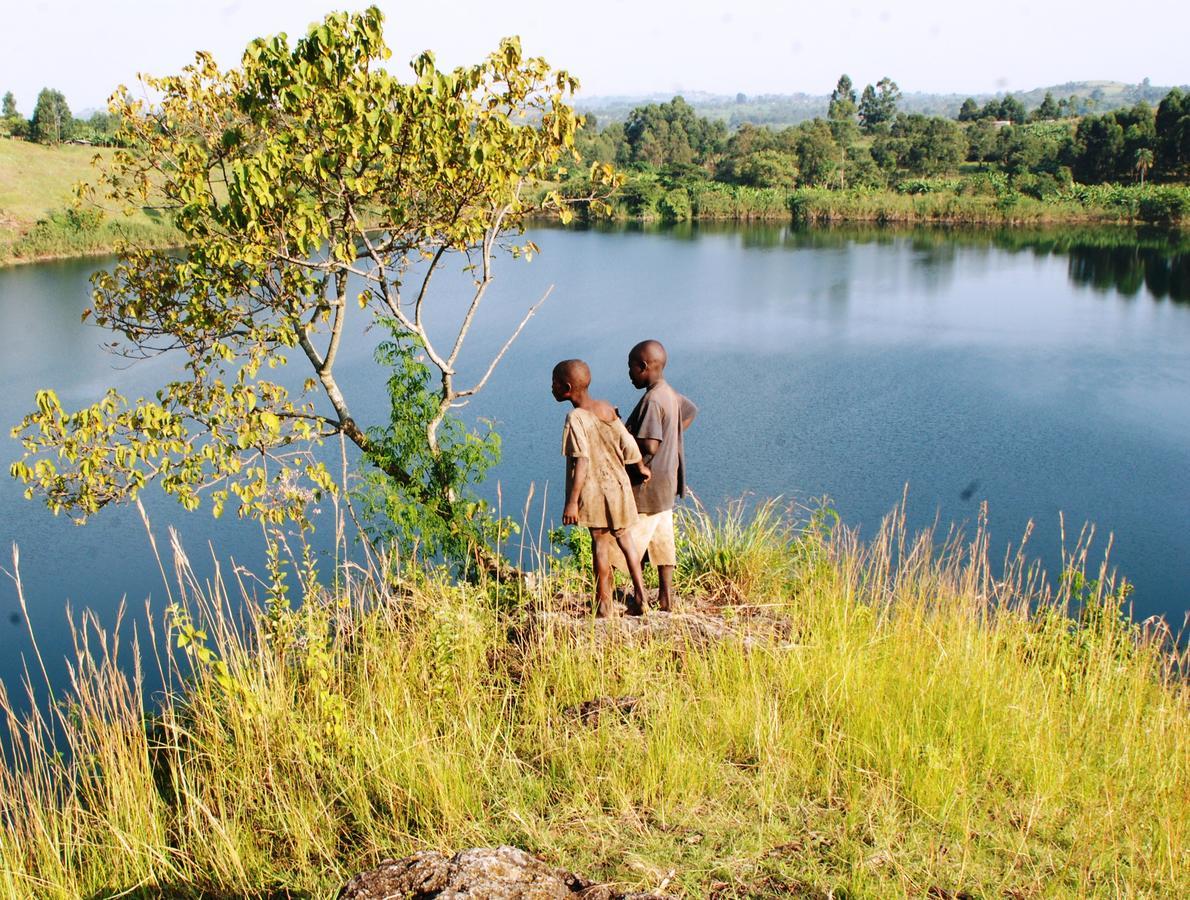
[561,407,642,530]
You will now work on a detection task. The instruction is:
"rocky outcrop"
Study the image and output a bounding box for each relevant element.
[531,607,794,649]
[337,846,671,899]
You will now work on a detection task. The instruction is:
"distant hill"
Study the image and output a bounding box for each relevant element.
[576,80,1188,129]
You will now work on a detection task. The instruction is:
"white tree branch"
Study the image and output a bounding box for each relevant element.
[454,284,553,402]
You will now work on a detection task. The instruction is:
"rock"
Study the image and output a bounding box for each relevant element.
[562,695,640,725]
[337,846,674,899]
[530,607,793,650]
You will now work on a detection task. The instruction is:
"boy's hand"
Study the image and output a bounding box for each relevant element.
[638,462,651,483]
[563,501,579,525]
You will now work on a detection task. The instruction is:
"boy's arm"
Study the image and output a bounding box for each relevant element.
[630,396,664,461]
[636,437,660,460]
[616,419,651,484]
[680,395,699,431]
[563,456,588,525]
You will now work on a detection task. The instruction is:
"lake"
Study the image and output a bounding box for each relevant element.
[1,223,1188,697]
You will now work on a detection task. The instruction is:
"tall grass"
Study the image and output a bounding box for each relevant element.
[0,216,182,265]
[675,495,797,603]
[1,501,1185,898]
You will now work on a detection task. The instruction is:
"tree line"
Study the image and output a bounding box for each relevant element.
[1,88,123,145]
[6,76,1188,190]
[568,76,1190,213]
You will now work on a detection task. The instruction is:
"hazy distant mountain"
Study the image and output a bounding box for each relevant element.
[575,80,1188,128]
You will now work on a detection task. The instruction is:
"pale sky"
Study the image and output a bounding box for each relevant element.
[1,0,1186,115]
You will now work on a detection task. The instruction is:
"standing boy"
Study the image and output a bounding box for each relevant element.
[552,359,651,618]
[622,339,697,612]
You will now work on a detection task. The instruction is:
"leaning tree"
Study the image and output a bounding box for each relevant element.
[11,7,614,570]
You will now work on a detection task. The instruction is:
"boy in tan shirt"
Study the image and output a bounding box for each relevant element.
[552,359,651,617]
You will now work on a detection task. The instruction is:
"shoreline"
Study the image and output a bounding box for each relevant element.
[0,234,183,269]
[4,213,1184,270]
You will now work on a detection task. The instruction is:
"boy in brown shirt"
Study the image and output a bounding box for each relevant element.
[552,359,651,617]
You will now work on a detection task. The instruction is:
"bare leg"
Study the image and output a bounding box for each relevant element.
[614,530,649,616]
[591,529,615,617]
[657,565,675,612]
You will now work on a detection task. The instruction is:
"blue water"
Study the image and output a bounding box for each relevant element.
[1,224,1188,697]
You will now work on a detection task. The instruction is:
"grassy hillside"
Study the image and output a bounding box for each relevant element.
[0,138,179,264]
[1,501,1185,898]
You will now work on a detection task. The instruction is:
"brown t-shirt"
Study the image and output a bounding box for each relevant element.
[624,380,697,514]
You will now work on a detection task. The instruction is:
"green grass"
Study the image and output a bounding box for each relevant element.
[0,138,180,264]
[1,498,1185,898]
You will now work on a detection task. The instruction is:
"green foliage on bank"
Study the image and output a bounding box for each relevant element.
[554,88,1190,228]
[542,172,1190,227]
[1,502,1185,897]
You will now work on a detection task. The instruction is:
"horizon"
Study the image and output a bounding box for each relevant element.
[1,1,1187,116]
[53,78,1190,121]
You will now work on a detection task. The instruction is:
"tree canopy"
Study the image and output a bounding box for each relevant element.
[827,75,857,122]
[30,88,72,143]
[11,7,613,566]
[1155,88,1189,177]
[622,96,726,169]
[858,77,901,133]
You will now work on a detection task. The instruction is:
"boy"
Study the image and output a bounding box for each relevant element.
[620,339,697,612]
[552,359,651,617]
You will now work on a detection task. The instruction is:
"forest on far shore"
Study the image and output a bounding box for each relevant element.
[556,76,1189,224]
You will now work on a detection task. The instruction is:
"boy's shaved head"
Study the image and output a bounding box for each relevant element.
[553,358,591,388]
[627,340,667,389]
[630,339,667,368]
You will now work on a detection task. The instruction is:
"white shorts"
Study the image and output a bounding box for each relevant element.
[608,509,676,569]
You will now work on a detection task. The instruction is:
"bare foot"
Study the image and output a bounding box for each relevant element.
[595,598,616,618]
[625,595,647,617]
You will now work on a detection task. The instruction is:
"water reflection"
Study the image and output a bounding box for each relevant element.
[569,220,1190,303]
[1066,246,1188,302]
[815,225,1190,303]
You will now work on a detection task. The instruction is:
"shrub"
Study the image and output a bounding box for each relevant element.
[895,177,961,195]
[676,496,793,603]
[689,182,737,218]
[617,176,664,218]
[1138,186,1190,224]
[658,187,691,223]
[1015,172,1063,200]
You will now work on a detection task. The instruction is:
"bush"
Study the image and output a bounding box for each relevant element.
[1138,186,1190,223]
[617,177,664,218]
[658,187,691,223]
[1015,172,1064,200]
[62,205,105,232]
[957,172,1010,197]
[895,177,961,195]
[689,182,738,218]
[676,497,794,603]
